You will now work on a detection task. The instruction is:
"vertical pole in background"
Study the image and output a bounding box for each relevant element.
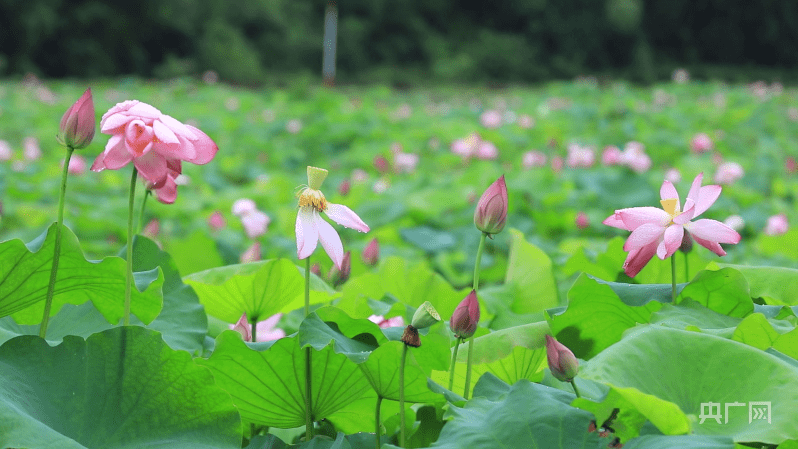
[322,1,338,87]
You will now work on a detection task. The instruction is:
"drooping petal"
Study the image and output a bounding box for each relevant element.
[184,125,218,164]
[602,212,628,230]
[690,234,726,257]
[624,222,666,251]
[134,151,168,186]
[324,203,370,232]
[659,180,680,210]
[657,224,684,259]
[623,239,659,277]
[316,213,344,269]
[153,175,178,204]
[616,207,670,230]
[693,185,722,218]
[99,134,133,170]
[685,219,741,244]
[296,207,319,260]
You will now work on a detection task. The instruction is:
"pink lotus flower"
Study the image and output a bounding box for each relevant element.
[480,109,502,129]
[664,168,681,184]
[476,140,498,160]
[713,161,744,185]
[603,173,741,277]
[566,144,595,168]
[296,166,370,269]
[240,241,261,263]
[545,335,579,382]
[394,152,419,173]
[575,212,589,229]
[362,238,379,266]
[450,290,480,339]
[474,175,508,235]
[23,137,41,161]
[65,154,87,175]
[91,100,218,187]
[208,211,226,231]
[763,213,788,236]
[368,315,405,329]
[0,140,11,161]
[148,161,181,204]
[58,88,95,150]
[522,150,547,169]
[690,133,713,153]
[231,313,285,342]
[601,146,621,166]
[241,210,270,239]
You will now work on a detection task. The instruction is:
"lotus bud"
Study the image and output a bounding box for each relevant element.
[310,263,322,278]
[362,238,379,266]
[411,301,440,330]
[473,175,508,235]
[328,251,351,286]
[545,335,579,382]
[58,88,95,149]
[232,314,252,342]
[450,290,480,339]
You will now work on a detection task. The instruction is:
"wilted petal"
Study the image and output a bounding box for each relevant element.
[657,224,684,259]
[624,222,665,250]
[316,213,344,269]
[686,219,741,244]
[659,180,680,210]
[623,239,659,277]
[617,207,670,230]
[324,203,370,232]
[693,185,722,218]
[296,207,319,260]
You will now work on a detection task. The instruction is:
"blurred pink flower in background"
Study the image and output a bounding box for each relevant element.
[208,211,226,231]
[664,168,681,184]
[451,133,480,158]
[338,179,351,196]
[232,198,257,216]
[202,70,219,85]
[480,109,502,129]
[394,152,419,173]
[23,137,41,161]
[575,212,590,229]
[240,241,261,263]
[231,313,285,342]
[476,140,498,160]
[142,218,160,238]
[785,157,796,174]
[286,119,302,134]
[788,107,798,122]
[0,140,13,161]
[601,146,621,166]
[66,154,87,175]
[690,133,713,153]
[517,114,535,129]
[551,155,564,173]
[763,214,788,236]
[373,154,391,174]
[713,161,744,185]
[362,238,379,266]
[224,97,240,112]
[351,168,368,183]
[522,150,547,169]
[368,315,405,329]
[619,142,651,173]
[373,178,389,194]
[566,144,595,168]
[749,81,768,101]
[232,198,270,238]
[724,215,745,232]
[603,173,741,277]
[672,68,690,84]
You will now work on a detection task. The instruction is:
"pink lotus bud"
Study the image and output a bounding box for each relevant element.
[480,109,503,129]
[240,241,261,263]
[545,335,579,382]
[58,88,95,150]
[787,157,797,174]
[575,212,589,229]
[601,146,621,165]
[713,161,744,185]
[232,314,252,342]
[764,213,788,236]
[208,211,226,231]
[338,179,351,196]
[310,263,322,277]
[690,133,713,153]
[362,238,379,266]
[474,175,508,235]
[328,251,351,286]
[449,290,480,339]
[373,155,390,174]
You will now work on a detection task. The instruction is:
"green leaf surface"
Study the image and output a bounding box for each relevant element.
[164,231,225,275]
[360,341,443,403]
[0,326,241,449]
[677,268,754,318]
[1,224,164,324]
[505,228,559,312]
[197,332,370,428]
[298,307,386,363]
[580,326,798,444]
[623,435,735,449]
[713,263,798,306]
[185,258,335,323]
[649,300,740,338]
[731,313,780,350]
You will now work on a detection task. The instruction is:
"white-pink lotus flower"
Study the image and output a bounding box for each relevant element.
[296,166,369,269]
[231,313,285,342]
[603,173,741,277]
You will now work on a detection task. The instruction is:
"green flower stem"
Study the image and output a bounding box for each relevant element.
[39,145,74,338]
[138,189,151,233]
[684,252,689,283]
[447,337,462,391]
[399,343,408,448]
[671,254,677,303]
[124,167,138,326]
[304,257,313,441]
[464,337,474,399]
[462,231,487,399]
[250,315,258,343]
[375,395,383,449]
[570,379,581,398]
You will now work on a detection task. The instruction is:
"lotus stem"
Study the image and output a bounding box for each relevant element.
[123,167,138,326]
[448,337,462,391]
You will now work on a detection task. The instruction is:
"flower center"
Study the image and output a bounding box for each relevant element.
[660,198,681,223]
[298,188,327,211]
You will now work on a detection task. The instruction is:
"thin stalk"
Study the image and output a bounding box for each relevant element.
[304,257,313,441]
[684,251,689,283]
[124,167,138,326]
[138,189,151,233]
[671,254,677,303]
[447,337,462,390]
[472,232,488,291]
[250,315,258,343]
[39,146,74,338]
[399,343,408,448]
[375,395,383,449]
[464,338,474,399]
[570,379,581,398]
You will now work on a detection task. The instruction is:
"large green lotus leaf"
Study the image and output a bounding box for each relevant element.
[360,340,443,403]
[676,268,754,318]
[777,440,798,449]
[712,263,798,306]
[0,326,241,449]
[298,307,387,363]
[505,228,559,312]
[731,313,780,350]
[2,224,163,324]
[623,435,735,449]
[197,332,370,428]
[580,326,798,444]
[163,231,225,276]
[592,275,684,306]
[246,432,355,449]
[0,302,113,346]
[773,328,798,359]
[548,274,662,359]
[649,300,741,337]
[338,256,467,321]
[185,259,335,323]
[426,376,600,449]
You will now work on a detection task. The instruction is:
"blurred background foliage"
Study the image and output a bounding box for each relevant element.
[1,0,797,85]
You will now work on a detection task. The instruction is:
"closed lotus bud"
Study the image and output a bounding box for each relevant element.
[232,313,252,342]
[411,301,441,330]
[545,335,579,382]
[473,175,508,235]
[328,251,351,286]
[58,88,95,149]
[362,238,379,266]
[450,290,480,339]
[310,263,322,278]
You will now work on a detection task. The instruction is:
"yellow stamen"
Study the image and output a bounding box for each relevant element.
[298,188,327,211]
[660,198,681,222]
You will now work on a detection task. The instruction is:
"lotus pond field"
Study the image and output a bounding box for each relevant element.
[0,77,797,449]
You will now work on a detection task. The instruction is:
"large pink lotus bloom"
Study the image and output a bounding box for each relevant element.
[91,100,218,186]
[296,166,370,269]
[603,173,741,277]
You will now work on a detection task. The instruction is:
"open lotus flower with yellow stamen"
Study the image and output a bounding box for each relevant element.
[603,173,741,277]
[296,166,369,269]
